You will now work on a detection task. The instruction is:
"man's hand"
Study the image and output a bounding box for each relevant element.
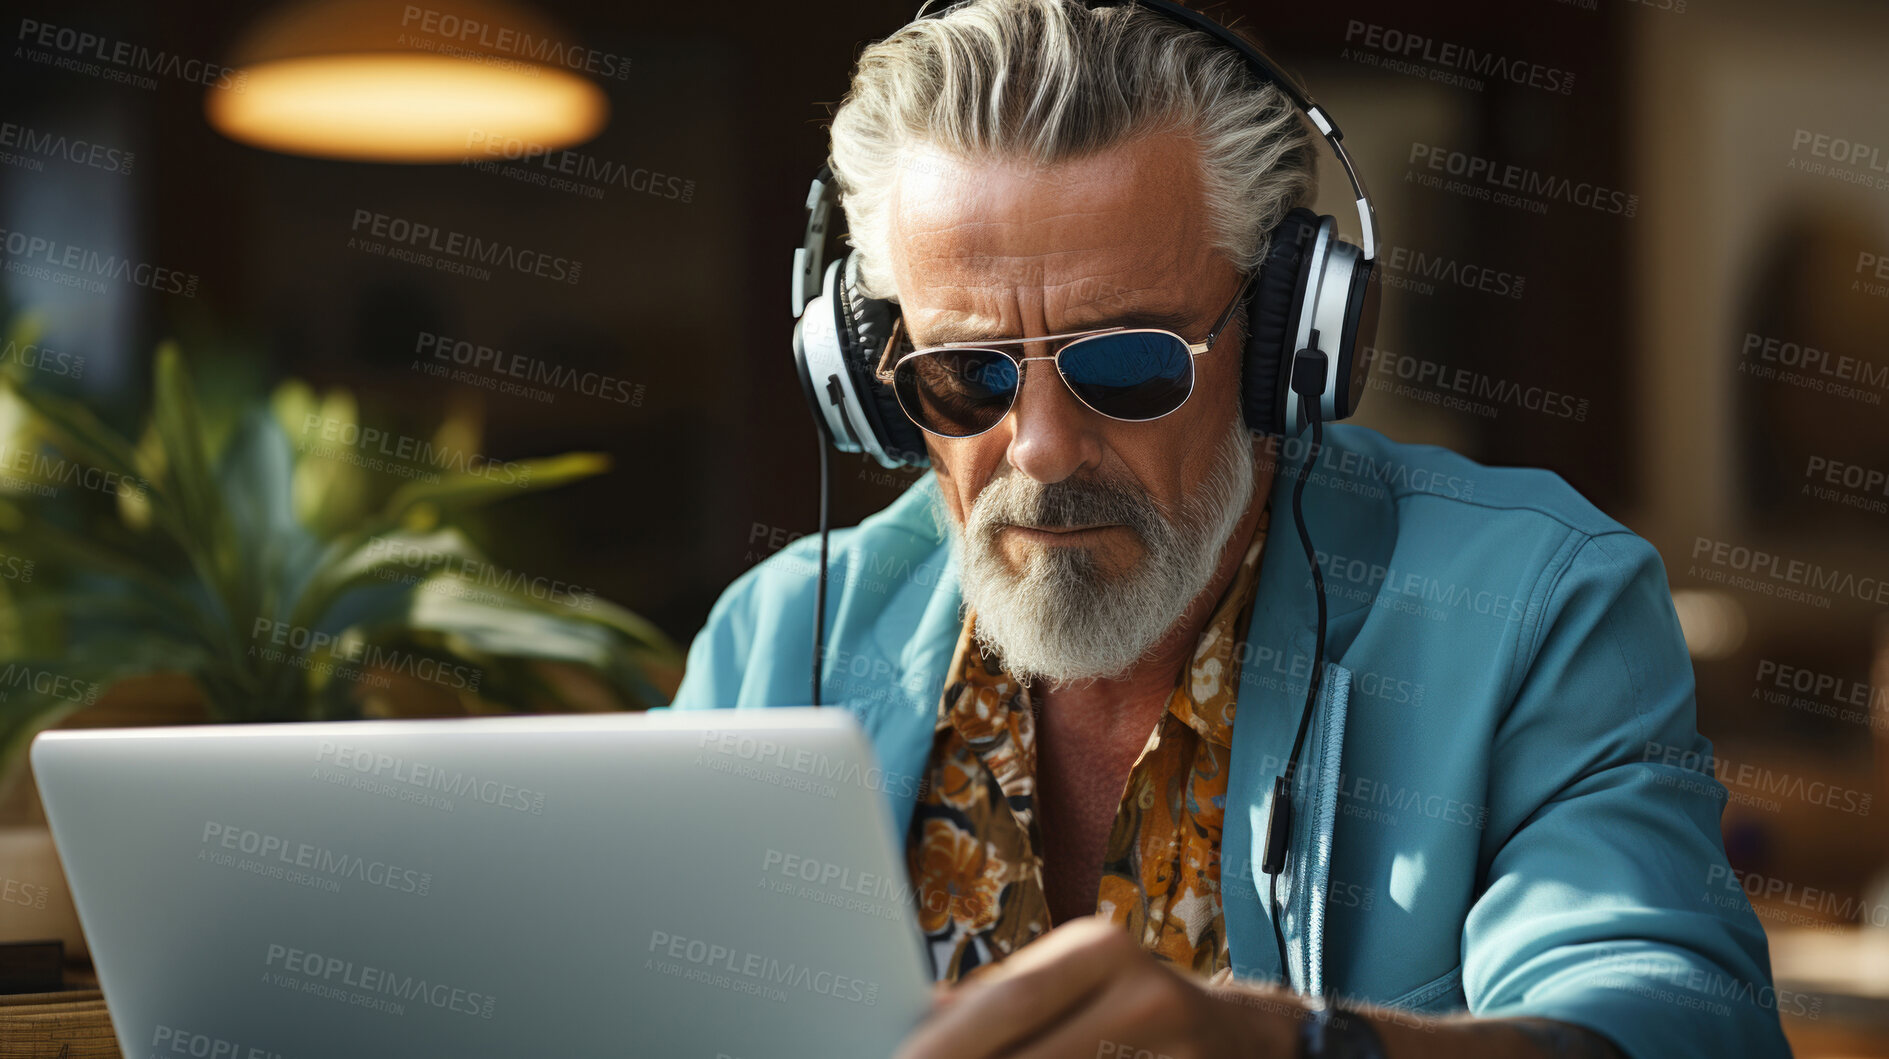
[893,917,1302,1059]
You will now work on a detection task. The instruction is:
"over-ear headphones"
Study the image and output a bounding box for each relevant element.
[789,0,1381,993]
[790,0,1381,468]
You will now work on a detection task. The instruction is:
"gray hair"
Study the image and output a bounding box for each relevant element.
[826,0,1317,301]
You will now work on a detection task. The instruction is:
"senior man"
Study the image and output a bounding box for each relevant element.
[671,1,1789,1056]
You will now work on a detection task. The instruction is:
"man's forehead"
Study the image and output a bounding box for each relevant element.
[895,255,1208,346]
[902,280,1202,346]
[891,139,1203,263]
[888,136,1214,341]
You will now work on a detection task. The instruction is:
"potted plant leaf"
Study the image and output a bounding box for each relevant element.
[0,315,683,958]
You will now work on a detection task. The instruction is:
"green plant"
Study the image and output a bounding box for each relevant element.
[0,319,683,804]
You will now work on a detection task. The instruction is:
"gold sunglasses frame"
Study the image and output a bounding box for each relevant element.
[872,272,1258,439]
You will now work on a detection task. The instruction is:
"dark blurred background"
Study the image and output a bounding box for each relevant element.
[0,0,1885,1051]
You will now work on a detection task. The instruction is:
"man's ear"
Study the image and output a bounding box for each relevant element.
[873,310,906,383]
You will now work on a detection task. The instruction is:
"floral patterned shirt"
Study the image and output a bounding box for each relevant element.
[906,503,1271,981]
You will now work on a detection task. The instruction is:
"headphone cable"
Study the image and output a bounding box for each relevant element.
[812,423,832,708]
[1270,367,1330,989]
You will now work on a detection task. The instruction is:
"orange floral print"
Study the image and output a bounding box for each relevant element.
[906,503,1271,982]
[911,818,1003,935]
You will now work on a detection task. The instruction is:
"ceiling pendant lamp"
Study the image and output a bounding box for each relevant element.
[206,0,610,163]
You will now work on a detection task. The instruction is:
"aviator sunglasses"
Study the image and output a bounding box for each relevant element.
[874,273,1258,439]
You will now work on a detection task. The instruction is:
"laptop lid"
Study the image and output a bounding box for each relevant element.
[30,708,933,1058]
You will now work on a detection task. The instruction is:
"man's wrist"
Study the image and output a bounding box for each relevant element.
[1204,978,1309,1056]
[1202,977,1397,1058]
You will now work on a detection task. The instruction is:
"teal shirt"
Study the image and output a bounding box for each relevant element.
[668,424,1791,1059]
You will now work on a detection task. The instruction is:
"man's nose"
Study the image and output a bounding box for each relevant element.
[1003,351,1103,484]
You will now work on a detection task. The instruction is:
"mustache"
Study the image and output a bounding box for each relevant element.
[966,471,1168,538]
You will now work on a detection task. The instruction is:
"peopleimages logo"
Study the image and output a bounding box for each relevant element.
[297,412,531,486]
[1342,21,1575,95]
[1802,454,1889,515]
[1230,643,1427,708]
[0,551,34,584]
[1645,741,1873,816]
[758,849,913,922]
[398,5,631,80]
[150,1024,287,1059]
[314,740,547,815]
[1254,434,1478,501]
[1588,948,1820,1021]
[362,532,599,611]
[0,662,98,704]
[1857,251,1889,299]
[1316,548,1529,623]
[1406,143,1638,217]
[14,18,247,91]
[1257,754,1489,831]
[348,209,581,285]
[2,873,49,910]
[464,131,695,203]
[693,729,928,800]
[1689,537,1889,607]
[1361,344,1589,423]
[1378,244,1525,300]
[1752,659,1887,732]
[0,224,200,296]
[0,337,84,379]
[415,331,640,405]
[201,821,434,897]
[647,929,880,1006]
[251,618,483,693]
[263,943,496,1019]
[1739,331,1888,406]
[1707,865,1889,930]
[0,120,133,175]
[1788,128,1889,192]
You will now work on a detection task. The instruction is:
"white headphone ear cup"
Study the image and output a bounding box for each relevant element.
[1306,236,1360,422]
[796,258,885,458]
[794,288,857,451]
[1323,246,1374,421]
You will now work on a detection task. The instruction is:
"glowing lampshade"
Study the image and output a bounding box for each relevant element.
[207,0,609,163]
[1670,588,1748,661]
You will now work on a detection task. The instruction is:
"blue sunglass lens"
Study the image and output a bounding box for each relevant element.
[1058,332,1193,420]
[892,332,1193,437]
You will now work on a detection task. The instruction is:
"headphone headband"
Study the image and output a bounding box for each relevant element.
[794,0,1376,320]
[793,0,1381,459]
[921,0,1376,256]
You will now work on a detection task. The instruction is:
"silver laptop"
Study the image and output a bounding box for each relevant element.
[31,708,933,1058]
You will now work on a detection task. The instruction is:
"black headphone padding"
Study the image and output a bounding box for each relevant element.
[1241,206,1321,437]
[835,253,929,465]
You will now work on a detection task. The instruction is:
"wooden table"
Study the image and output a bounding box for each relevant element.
[0,965,119,1059]
[6,952,1881,1058]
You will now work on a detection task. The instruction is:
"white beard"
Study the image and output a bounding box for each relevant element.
[935,414,1258,689]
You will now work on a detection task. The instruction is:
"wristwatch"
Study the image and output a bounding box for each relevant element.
[1298,1000,1388,1059]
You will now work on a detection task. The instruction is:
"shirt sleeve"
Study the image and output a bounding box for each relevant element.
[1463,531,1797,1058]
[667,561,765,711]
[667,531,840,711]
